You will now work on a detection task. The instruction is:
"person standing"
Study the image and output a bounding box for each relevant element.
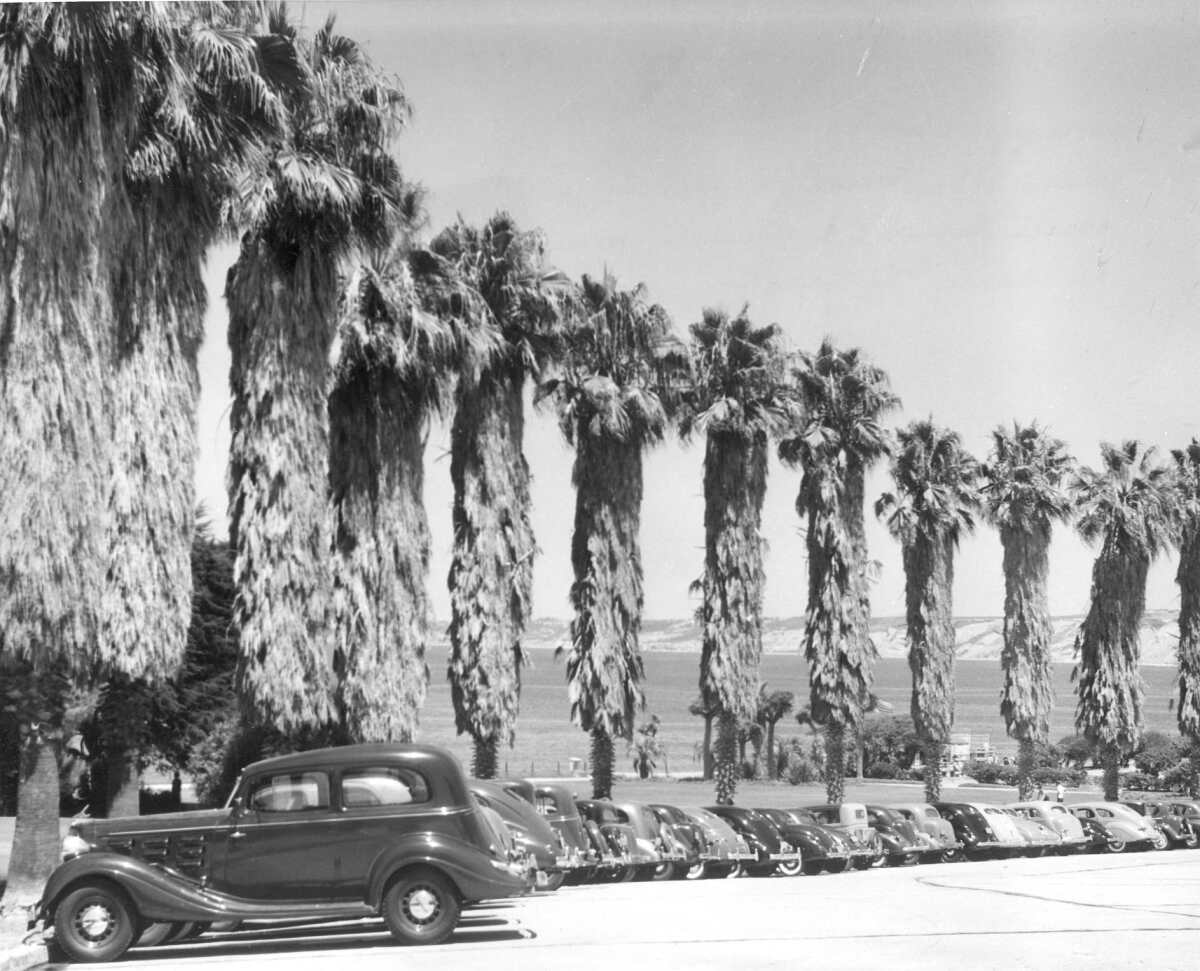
[1055,782,1065,802]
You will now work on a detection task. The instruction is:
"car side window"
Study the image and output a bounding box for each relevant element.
[1096,808,1113,818]
[341,766,429,808]
[248,771,331,813]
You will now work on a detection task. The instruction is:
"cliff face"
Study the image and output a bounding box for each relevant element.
[498,610,1183,665]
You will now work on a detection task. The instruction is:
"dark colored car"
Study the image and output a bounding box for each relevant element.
[755,808,856,875]
[576,799,658,881]
[1122,801,1197,849]
[470,780,574,890]
[614,801,698,880]
[647,804,714,879]
[934,802,1020,860]
[37,744,530,963]
[528,784,604,882]
[704,806,801,877]
[865,805,930,866]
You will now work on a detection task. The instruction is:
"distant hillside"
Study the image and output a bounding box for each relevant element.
[444,610,1182,666]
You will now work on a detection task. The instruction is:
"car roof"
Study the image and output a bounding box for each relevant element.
[242,742,460,776]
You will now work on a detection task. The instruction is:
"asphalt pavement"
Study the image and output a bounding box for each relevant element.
[27,849,1200,971]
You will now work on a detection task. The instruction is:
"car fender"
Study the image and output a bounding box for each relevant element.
[365,831,528,906]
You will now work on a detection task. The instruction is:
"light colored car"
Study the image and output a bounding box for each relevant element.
[679,806,758,879]
[1011,801,1090,853]
[1001,808,1061,855]
[1069,802,1163,853]
[891,803,963,862]
[969,803,1031,854]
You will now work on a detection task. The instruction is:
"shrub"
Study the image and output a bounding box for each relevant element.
[1120,770,1165,792]
[1029,766,1086,787]
[963,760,1018,785]
[865,761,903,780]
[1160,758,1198,796]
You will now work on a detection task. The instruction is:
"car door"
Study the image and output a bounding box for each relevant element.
[220,768,346,900]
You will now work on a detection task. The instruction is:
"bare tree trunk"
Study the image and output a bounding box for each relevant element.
[824,724,846,804]
[1017,736,1036,801]
[766,722,777,781]
[105,749,141,818]
[714,710,738,805]
[923,739,942,803]
[591,727,614,799]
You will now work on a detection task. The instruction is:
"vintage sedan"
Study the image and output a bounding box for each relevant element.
[576,799,659,881]
[890,803,963,862]
[934,802,1024,859]
[1121,801,1196,849]
[672,806,758,879]
[645,804,708,879]
[863,806,930,866]
[1001,808,1061,856]
[1068,802,1161,853]
[612,801,697,880]
[1159,799,1200,835]
[1010,802,1089,853]
[469,780,575,890]
[703,806,802,877]
[756,808,863,874]
[37,744,530,963]
[528,783,604,882]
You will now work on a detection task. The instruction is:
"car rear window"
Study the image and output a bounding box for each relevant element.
[341,767,430,807]
[249,771,331,812]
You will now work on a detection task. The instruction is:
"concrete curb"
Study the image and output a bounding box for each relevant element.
[0,942,47,971]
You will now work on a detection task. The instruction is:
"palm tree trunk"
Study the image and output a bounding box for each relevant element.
[1177,522,1200,745]
[1101,742,1122,801]
[1016,736,1037,801]
[591,727,615,799]
[448,369,532,754]
[824,724,846,804]
[227,240,340,734]
[766,721,777,781]
[714,710,739,804]
[473,735,499,780]
[329,363,430,742]
[923,739,942,803]
[2,726,62,922]
[702,714,714,780]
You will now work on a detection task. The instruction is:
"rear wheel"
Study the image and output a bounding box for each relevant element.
[1104,838,1127,854]
[382,868,461,946]
[776,858,804,877]
[53,882,139,964]
[541,871,567,892]
[685,860,709,880]
[134,922,179,948]
[939,848,961,863]
[746,863,776,877]
[725,862,746,879]
[1151,831,1170,851]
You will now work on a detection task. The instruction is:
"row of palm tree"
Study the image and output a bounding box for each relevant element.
[5,2,1200,922]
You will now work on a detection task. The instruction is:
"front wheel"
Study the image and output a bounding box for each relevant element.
[541,871,567,892]
[382,868,461,946]
[1104,838,1127,854]
[776,858,804,877]
[940,848,961,863]
[823,858,851,874]
[1151,831,1170,851]
[53,882,139,964]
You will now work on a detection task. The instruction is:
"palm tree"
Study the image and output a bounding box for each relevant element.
[436,214,572,778]
[1072,441,1178,800]
[755,686,795,780]
[781,339,898,804]
[0,1,292,914]
[226,14,410,736]
[540,273,681,798]
[329,242,493,742]
[980,422,1073,799]
[678,307,792,804]
[876,420,979,802]
[1174,441,1200,747]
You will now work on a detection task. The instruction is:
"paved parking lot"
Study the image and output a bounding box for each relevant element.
[32,850,1200,971]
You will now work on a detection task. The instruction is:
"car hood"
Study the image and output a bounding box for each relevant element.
[73,808,231,842]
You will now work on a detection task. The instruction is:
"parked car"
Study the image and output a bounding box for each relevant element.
[613,801,697,880]
[755,808,859,874]
[470,780,574,890]
[645,804,709,879]
[1159,799,1200,835]
[703,806,802,877]
[1121,801,1196,849]
[37,744,531,963]
[783,808,881,870]
[529,784,603,882]
[801,803,875,847]
[1000,808,1061,856]
[673,806,758,879]
[1009,802,1090,854]
[1068,802,1160,853]
[576,799,659,881]
[890,803,963,862]
[863,806,930,866]
[934,802,1024,859]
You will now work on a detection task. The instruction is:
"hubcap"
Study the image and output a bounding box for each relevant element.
[76,903,114,942]
[405,887,440,923]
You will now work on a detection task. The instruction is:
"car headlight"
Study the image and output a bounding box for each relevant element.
[61,833,91,860]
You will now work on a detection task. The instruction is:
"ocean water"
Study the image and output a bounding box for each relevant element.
[419,647,1180,778]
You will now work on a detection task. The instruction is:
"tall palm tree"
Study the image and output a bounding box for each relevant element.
[980,422,1073,799]
[781,339,898,804]
[688,693,719,780]
[876,420,979,802]
[329,242,493,742]
[226,14,410,736]
[679,307,792,804]
[436,214,572,778]
[0,1,291,913]
[755,685,795,781]
[1173,441,1200,747]
[1072,441,1178,800]
[540,273,681,798]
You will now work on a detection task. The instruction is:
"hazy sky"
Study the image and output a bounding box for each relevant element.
[196,0,1200,621]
